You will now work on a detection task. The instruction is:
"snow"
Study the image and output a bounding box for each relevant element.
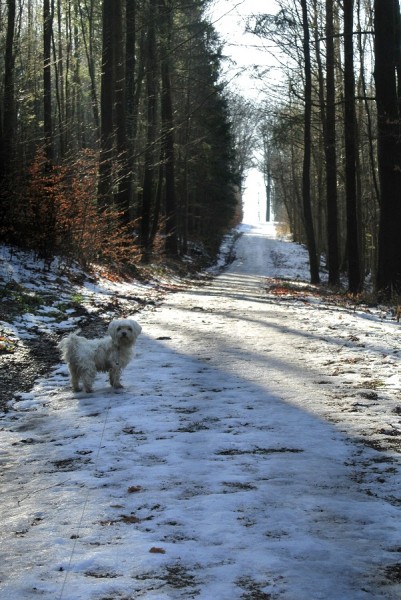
[2,221,401,599]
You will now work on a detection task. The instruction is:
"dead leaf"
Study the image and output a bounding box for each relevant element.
[121,514,141,524]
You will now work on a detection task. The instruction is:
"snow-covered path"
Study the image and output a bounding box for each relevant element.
[2,223,401,599]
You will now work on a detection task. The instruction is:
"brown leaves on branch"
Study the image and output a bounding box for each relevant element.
[21,148,141,268]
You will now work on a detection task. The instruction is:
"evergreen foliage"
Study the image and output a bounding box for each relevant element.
[0,0,242,268]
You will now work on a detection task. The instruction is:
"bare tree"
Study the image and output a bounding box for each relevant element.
[344,0,363,293]
[114,0,131,223]
[325,0,340,286]
[300,0,320,283]
[159,0,178,256]
[140,0,159,256]
[374,0,401,298]
[43,0,53,163]
[97,0,115,209]
[1,0,16,181]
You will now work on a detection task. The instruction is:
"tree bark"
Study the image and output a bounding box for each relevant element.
[114,0,131,223]
[374,0,401,298]
[159,0,178,257]
[344,0,362,293]
[0,0,16,233]
[1,0,16,181]
[125,0,136,142]
[78,0,100,136]
[43,0,53,163]
[97,0,114,210]
[125,0,136,208]
[140,0,158,257]
[300,0,320,284]
[325,0,340,286]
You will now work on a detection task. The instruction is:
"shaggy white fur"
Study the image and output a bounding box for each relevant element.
[59,319,142,393]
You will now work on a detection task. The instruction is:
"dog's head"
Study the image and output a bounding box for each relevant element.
[108,319,142,345]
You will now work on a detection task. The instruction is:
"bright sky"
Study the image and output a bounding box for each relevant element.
[207,0,280,100]
[206,0,280,223]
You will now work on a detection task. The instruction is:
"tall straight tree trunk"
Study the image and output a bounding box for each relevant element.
[300,0,320,284]
[54,0,65,155]
[140,0,158,258]
[159,0,178,257]
[325,0,340,286]
[114,0,131,224]
[375,0,401,298]
[125,0,136,210]
[43,0,53,163]
[0,0,16,232]
[161,58,178,256]
[3,0,16,167]
[78,0,100,136]
[150,147,165,247]
[356,0,379,207]
[344,0,362,293]
[97,0,114,210]
[1,0,16,180]
[126,0,136,146]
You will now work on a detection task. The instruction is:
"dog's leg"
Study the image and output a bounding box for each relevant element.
[71,377,82,393]
[81,368,96,393]
[69,366,82,392]
[109,366,123,389]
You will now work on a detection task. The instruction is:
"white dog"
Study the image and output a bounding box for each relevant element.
[59,318,142,392]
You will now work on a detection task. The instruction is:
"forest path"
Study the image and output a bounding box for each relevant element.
[1,223,401,599]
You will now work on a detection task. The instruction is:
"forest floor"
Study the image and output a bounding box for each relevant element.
[2,223,401,599]
[0,246,219,412]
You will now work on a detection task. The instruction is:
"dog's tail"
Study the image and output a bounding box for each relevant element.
[58,329,82,360]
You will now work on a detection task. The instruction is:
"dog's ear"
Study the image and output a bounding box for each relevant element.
[129,320,142,337]
[107,321,118,337]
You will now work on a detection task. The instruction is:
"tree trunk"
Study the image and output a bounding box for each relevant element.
[159,0,178,257]
[125,0,136,208]
[43,0,53,163]
[0,0,16,233]
[1,0,16,180]
[300,0,320,284]
[356,0,379,207]
[125,0,136,144]
[140,0,158,257]
[150,148,165,247]
[114,0,131,224]
[344,0,363,293]
[374,0,401,298]
[78,0,100,136]
[325,0,340,286]
[97,0,114,210]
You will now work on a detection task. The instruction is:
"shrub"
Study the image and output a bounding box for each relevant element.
[22,148,141,268]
